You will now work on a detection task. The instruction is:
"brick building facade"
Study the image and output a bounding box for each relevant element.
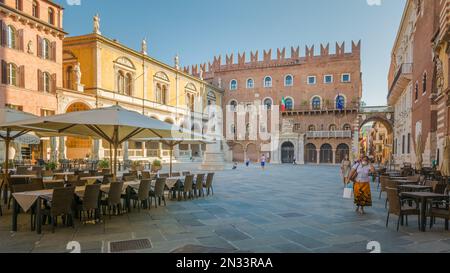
[202,41,362,164]
[0,0,65,161]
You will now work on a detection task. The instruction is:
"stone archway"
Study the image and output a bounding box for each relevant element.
[232,143,245,162]
[66,102,92,159]
[246,143,259,162]
[336,143,350,163]
[281,141,295,163]
[305,143,317,164]
[320,144,333,164]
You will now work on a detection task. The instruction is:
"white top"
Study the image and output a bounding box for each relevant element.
[352,163,371,182]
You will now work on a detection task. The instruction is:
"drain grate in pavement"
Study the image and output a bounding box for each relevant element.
[109,239,152,253]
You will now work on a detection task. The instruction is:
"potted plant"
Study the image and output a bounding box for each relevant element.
[45,161,57,171]
[98,159,110,170]
[151,159,162,173]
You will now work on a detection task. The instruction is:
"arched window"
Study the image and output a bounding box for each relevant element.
[32,1,39,18]
[247,78,254,89]
[230,124,236,135]
[117,71,125,94]
[162,85,168,104]
[263,98,272,110]
[285,98,293,110]
[125,73,133,95]
[48,8,55,25]
[308,125,316,131]
[43,72,51,92]
[229,100,237,111]
[7,63,17,86]
[230,79,237,90]
[329,124,337,131]
[343,124,352,131]
[312,96,321,110]
[155,83,162,103]
[42,39,50,60]
[207,91,216,106]
[264,76,272,88]
[285,75,293,86]
[65,66,73,89]
[336,95,345,109]
[15,0,23,11]
[7,26,16,49]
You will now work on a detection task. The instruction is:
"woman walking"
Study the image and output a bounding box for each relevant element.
[260,154,266,170]
[340,155,351,186]
[350,156,375,215]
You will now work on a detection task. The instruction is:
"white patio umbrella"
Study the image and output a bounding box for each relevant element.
[134,135,215,176]
[0,108,44,173]
[1,105,195,176]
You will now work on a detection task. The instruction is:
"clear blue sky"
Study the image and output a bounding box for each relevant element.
[56,0,406,106]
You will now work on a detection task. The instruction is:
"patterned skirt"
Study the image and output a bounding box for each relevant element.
[354,182,372,207]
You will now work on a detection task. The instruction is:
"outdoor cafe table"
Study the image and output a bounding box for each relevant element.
[11,181,140,234]
[10,174,37,179]
[401,192,449,232]
[397,185,433,192]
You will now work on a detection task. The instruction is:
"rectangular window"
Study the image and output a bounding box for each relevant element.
[402,135,405,154]
[293,123,301,132]
[5,104,23,111]
[307,76,316,85]
[407,133,411,154]
[40,109,55,117]
[341,73,351,83]
[324,75,333,84]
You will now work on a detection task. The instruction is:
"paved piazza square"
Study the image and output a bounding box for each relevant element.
[1,163,449,253]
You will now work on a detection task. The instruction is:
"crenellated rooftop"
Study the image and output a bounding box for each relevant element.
[184,40,361,78]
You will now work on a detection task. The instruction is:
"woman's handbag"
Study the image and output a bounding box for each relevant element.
[348,163,360,183]
[343,182,353,199]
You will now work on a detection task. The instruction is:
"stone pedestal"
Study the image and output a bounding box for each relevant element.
[200,139,225,171]
[76,84,85,92]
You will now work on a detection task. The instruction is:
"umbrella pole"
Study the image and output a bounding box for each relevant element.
[4,138,10,175]
[170,145,173,176]
[109,142,112,172]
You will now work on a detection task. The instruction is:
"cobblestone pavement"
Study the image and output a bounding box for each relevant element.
[0,163,449,253]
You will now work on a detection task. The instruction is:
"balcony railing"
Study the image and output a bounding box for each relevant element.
[388,63,413,100]
[282,102,360,114]
[306,130,352,139]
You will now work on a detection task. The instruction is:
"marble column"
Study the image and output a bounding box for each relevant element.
[316,149,320,164]
[298,134,305,165]
[123,141,129,162]
[50,137,57,162]
[58,136,66,160]
[332,149,337,164]
[92,139,100,160]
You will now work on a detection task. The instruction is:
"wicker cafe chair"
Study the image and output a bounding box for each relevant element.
[385,187,420,231]
[171,172,181,177]
[194,173,205,198]
[44,181,65,190]
[182,175,194,200]
[53,174,66,181]
[41,187,76,233]
[130,179,151,211]
[203,173,215,196]
[149,178,167,208]
[141,171,151,180]
[7,177,28,209]
[101,182,124,219]
[77,184,101,223]
[379,175,389,199]
[429,198,450,231]
[16,166,29,175]
[123,175,137,182]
